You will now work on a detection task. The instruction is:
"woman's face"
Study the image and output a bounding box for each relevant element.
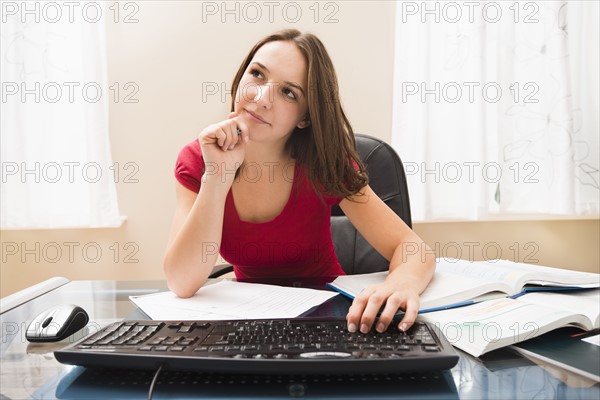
[234,40,310,144]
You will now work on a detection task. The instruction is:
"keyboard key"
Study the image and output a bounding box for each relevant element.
[178,324,194,333]
[319,343,335,350]
[141,322,164,326]
[149,336,167,345]
[421,337,436,345]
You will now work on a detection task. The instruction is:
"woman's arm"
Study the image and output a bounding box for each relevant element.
[339,185,436,333]
[163,180,230,298]
[164,112,249,298]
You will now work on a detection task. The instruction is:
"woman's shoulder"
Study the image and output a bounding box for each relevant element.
[174,139,205,193]
[177,138,203,160]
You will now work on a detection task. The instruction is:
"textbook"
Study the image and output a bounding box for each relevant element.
[327,258,600,313]
[419,290,600,357]
[327,258,600,357]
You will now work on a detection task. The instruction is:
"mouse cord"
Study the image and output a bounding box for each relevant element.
[147,362,165,400]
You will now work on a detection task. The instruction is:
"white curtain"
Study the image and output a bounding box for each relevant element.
[1,2,125,228]
[392,0,599,220]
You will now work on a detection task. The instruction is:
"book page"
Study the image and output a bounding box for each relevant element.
[419,297,593,357]
[329,271,388,298]
[487,260,600,287]
[329,260,600,313]
[436,258,528,294]
[438,259,600,293]
[419,270,510,310]
[516,290,600,327]
[330,260,513,310]
[129,281,338,320]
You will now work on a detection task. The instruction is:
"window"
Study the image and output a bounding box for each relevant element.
[392,1,599,220]
[1,2,125,228]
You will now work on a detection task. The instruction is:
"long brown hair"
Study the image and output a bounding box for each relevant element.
[230,29,368,200]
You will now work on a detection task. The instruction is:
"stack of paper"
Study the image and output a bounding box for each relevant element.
[130,280,338,320]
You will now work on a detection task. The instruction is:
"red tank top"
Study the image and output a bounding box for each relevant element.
[174,139,346,279]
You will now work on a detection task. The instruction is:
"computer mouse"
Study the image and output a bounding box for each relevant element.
[26,304,89,343]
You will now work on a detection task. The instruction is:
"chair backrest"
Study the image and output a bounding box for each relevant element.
[330,134,412,275]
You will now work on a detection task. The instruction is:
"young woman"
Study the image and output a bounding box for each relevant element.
[164,29,435,335]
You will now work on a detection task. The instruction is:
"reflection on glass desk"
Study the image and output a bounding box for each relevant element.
[1,279,599,399]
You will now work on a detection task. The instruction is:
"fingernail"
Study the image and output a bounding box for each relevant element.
[348,323,357,333]
[401,323,408,332]
[360,324,369,334]
[376,323,385,333]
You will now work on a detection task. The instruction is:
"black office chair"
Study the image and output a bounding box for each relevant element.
[209,133,412,278]
[331,134,412,274]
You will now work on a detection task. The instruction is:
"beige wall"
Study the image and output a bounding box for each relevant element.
[1,2,598,297]
[414,219,599,274]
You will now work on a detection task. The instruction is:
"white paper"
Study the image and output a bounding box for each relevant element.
[582,334,600,347]
[129,280,338,320]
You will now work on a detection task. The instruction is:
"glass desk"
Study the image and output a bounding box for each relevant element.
[1,279,599,399]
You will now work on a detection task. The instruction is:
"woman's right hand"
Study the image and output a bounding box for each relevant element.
[198,111,249,186]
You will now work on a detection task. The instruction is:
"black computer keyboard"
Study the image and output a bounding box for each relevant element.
[54,318,459,374]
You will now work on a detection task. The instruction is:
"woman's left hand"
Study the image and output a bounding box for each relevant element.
[345,282,420,334]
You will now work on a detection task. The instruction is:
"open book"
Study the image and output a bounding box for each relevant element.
[327,258,600,312]
[419,290,600,357]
